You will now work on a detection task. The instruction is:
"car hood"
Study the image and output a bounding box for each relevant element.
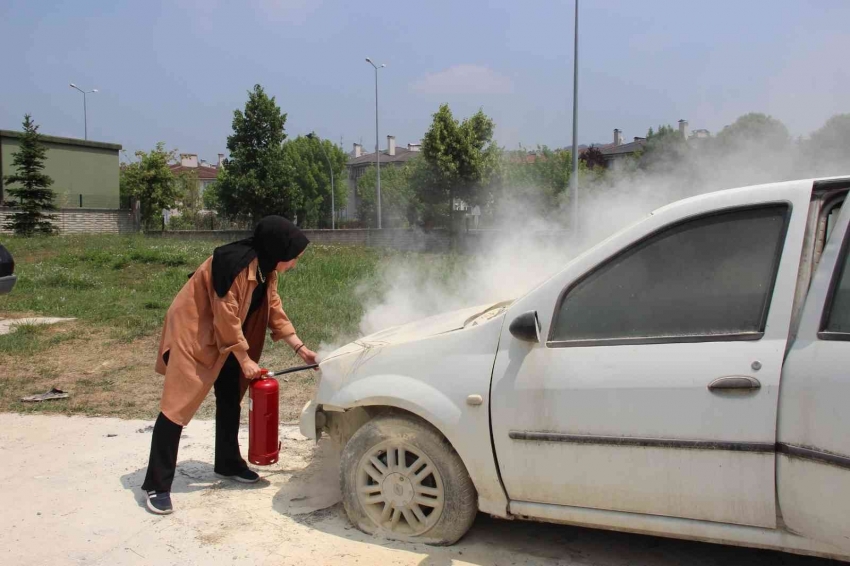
[320,301,511,364]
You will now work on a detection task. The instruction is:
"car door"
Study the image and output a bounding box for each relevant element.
[777,191,850,553]
[490,181,812,528]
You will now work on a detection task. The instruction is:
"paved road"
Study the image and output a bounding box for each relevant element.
[0,413,840,565]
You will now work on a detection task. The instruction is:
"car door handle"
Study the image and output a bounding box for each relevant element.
[708,376,761,392]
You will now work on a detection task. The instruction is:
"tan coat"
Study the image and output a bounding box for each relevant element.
[155,256,296,426]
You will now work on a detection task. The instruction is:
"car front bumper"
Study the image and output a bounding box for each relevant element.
[299,399,319,440]
[0,274,17,295]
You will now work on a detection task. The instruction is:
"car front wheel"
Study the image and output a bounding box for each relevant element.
[339,413,477,545]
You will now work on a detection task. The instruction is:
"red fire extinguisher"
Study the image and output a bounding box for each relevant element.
[248,371,279,466]
[248,364,319,466]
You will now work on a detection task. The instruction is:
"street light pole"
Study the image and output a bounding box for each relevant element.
[365,58,386,229]
[307,133,335,229]
[69,83,98,140]
[570,0,580,237]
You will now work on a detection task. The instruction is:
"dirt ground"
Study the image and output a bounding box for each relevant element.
[1,413,840,566]
[0,321,317,421]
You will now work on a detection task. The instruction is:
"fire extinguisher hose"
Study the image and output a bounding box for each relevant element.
[260,364,319,378]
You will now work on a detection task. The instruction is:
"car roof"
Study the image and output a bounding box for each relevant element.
[650,176,850,218]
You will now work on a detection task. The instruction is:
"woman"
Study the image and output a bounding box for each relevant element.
[142,216,317,515]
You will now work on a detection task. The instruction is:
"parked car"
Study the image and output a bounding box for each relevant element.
[0,244,15,294]
[301,176,850,561]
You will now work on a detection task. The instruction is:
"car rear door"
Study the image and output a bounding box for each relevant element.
[777,189,850,553]
[490,181,812,528]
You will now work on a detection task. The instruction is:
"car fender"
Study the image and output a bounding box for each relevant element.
[315,318,511,517]
[327,373,461,428]
[325,374,509,517]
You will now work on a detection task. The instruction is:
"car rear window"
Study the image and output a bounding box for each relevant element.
[822,230,850,336]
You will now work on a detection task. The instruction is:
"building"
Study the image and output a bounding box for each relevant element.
[345,135,420,221]
[0,129,122,208]
[596,128,648,167]
[168,153,222,198]
[595,120,711,167]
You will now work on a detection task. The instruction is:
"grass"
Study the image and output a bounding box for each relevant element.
[2,235,210,343]
[0,234,422,420]
[0,235,394,346]
[0,322,78,356]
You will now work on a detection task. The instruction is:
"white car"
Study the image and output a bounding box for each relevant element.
[301,177,850,561]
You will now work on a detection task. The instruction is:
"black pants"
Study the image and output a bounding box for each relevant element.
[141,353,247,493]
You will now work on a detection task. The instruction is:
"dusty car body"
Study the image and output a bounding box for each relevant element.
[302,177,850,560]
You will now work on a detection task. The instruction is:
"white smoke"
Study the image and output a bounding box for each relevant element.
[320,120,849,354]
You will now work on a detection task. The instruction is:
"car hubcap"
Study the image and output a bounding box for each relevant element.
[356,441,445,536]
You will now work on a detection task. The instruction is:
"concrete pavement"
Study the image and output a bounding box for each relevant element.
[0,413,839,566]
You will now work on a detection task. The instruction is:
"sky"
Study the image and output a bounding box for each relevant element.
[2,0,849,163]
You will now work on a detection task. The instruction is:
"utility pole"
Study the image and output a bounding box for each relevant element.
[365,58,386,229]
[570,0,580,237]
[69,83,97,140]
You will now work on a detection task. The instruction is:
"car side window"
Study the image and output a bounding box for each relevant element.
[550,205,789,345]
[821,228,850,338]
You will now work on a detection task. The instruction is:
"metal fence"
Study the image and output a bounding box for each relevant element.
[50,193,131,209]
[164,212,251,232]
[1,193,130,210]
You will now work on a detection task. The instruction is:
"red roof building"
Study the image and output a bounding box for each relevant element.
[168,153,222,197]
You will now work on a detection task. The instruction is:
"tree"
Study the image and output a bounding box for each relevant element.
[499,146,572,209]
[406,155,442,228]
[3,114,57,235]
[169,169,202,228]
[580,145,606,170]
[715,113,790,152]
[420,104,500,230]
[496,146,585,224]
[119,143,182,228]
[281,135,348,228]
[805,114,850,174]
[531,147,573,193]
[202,180,220,212]
[177,170,201,213]
[213,85,293,224]
[639,124,688,171]
[356,160,420,228]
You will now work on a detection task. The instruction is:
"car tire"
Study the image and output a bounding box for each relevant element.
[339,413,477,545]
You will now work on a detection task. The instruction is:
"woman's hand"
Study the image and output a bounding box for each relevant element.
[297,345,318,367]
[241,359,264,380]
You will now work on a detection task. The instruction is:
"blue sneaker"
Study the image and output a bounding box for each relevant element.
[214,468,260,483]
[145,491,173,515]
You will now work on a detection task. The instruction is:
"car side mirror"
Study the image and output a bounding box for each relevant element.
[509,311,540,343]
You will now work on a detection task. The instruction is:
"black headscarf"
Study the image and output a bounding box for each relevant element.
[211,216,309,298]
